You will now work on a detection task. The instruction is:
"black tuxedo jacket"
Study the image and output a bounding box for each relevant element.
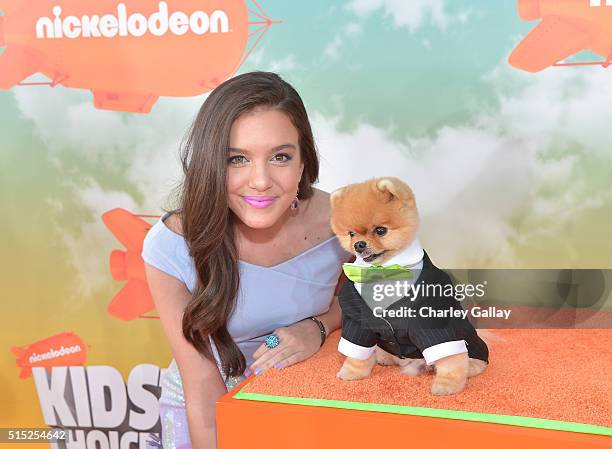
[339,251,489,362]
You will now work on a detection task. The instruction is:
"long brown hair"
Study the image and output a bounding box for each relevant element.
[171,71,319,377]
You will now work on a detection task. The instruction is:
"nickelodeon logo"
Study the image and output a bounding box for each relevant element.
[35,1,230,39]
[0,0,274,112]
[28,344,83,363]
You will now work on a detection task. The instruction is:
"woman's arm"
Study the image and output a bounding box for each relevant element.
[248,270,347,374]
[144,263,227,449]
[313,294,341,336]
[313,269,348,335]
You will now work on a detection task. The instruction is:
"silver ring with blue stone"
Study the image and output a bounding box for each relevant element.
[264,334,280,349]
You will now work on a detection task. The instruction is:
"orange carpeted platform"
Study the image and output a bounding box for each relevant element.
[217,328,612,449]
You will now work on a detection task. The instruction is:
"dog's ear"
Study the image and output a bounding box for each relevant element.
[330,187,345,207]
[376,177,416,207]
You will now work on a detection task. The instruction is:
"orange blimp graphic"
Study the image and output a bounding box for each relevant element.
[12,332,88,379]
[0,0,276,112]
[509,0,612,72]
[103,208,159,321]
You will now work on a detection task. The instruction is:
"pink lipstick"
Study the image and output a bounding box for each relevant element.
[242,196,276,209]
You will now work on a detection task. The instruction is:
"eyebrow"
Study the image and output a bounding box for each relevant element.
[227,143,297,154]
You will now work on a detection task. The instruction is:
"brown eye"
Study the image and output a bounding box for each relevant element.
[374,227,387,236]
[348,231,356,237]
[228,155,248,166]
[271,153,292,162]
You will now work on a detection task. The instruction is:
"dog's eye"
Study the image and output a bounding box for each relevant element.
[374,227,387,236]
[348,231,356,237]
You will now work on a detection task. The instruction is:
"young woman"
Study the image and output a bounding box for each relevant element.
[142,71,350,448]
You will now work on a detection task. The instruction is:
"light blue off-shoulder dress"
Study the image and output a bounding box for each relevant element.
[141,212,350,449]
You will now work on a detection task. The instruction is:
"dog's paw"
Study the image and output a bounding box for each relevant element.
[468,358,488,378]
[431,375,467,396]
[375,346,396,366]
[430,352,469,395]
[336,366,370,381]
[336,356,375,381]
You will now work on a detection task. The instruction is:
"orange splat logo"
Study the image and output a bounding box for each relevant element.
[0,0,278,112]
[102,208,160,321]
[510,0,612,72]
[12,332,89,379]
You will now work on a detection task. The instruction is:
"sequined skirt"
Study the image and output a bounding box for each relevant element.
[156,357,245,449]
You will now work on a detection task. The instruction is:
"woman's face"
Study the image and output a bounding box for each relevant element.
[227,107,304,229]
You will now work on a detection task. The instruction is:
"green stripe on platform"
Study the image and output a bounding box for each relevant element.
[233,389,612,437]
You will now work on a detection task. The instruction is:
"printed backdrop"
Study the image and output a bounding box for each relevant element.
[2,0,612,447]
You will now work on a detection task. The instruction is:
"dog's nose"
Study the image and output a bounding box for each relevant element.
[354,241,367,253]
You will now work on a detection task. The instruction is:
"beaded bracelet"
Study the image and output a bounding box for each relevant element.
[308,316,326,347]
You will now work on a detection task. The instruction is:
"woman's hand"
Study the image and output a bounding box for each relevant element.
[247,318,323,376]
[247,295,342,376]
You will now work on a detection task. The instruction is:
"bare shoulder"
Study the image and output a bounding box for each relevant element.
[163,211,184,236]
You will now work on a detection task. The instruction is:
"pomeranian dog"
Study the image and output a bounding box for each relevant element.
[330,177,488,395]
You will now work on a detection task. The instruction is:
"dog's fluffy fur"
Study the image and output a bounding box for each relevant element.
[330,177,487,395]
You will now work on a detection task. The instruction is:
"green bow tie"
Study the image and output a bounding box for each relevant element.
[342,263,412,283]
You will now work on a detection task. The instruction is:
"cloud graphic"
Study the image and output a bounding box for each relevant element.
[10,57,612,300]
[345,0,468,33]
[314,64,612,267]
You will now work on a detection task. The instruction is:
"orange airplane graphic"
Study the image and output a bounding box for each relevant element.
[12,332,88,379]
[509,0,612,72]
[0,0,277,112]
[102,208,160,321]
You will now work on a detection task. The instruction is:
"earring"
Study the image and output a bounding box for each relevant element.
[291,189,299,210]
